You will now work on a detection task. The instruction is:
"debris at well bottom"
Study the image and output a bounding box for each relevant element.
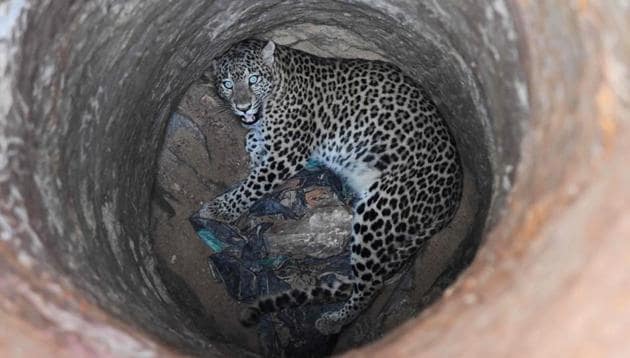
[190,166,355,357]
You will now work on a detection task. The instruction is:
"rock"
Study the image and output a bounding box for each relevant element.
[265,205,352,259]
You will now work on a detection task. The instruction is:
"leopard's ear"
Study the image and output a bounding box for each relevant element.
[262,40,276,67]
[211,59,219,73]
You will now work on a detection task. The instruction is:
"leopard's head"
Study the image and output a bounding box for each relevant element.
[211,39,276,125]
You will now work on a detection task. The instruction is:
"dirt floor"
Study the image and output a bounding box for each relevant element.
[149,32,479,356]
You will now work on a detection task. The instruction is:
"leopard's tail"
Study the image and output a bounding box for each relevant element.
[240,278,353,327]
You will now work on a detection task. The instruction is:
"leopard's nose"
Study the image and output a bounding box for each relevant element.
[236,103,251,112]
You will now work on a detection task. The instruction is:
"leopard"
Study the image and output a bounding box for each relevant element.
[196,39,463,335]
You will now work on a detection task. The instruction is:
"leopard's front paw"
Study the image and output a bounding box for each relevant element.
[315,311,344,335]
[196,199,239,223]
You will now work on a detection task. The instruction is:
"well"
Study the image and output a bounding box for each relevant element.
[0,1,628,357]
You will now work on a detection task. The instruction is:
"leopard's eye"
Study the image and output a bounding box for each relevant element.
[222,79,233,89]
[248,74,259,85]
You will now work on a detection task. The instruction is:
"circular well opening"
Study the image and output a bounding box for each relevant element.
[4,1,528,356]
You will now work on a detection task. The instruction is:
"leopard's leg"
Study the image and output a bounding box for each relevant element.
[240,272,354,326]
[314,173,424,335]
[245,129,266,170]
[196,144,309,223]
[313,194,385,335]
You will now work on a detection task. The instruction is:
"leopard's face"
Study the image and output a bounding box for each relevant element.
[213,40,276,125]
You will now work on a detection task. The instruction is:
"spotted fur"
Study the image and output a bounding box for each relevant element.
[197,39,463,335]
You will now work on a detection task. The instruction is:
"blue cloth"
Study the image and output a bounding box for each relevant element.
[190,166,354,357]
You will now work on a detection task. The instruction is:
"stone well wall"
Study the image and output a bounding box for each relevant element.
[1,1,628,357]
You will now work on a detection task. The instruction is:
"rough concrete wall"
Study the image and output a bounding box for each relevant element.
[349,1,630,357]
[6,0,624,357]
[0,0,236,355]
